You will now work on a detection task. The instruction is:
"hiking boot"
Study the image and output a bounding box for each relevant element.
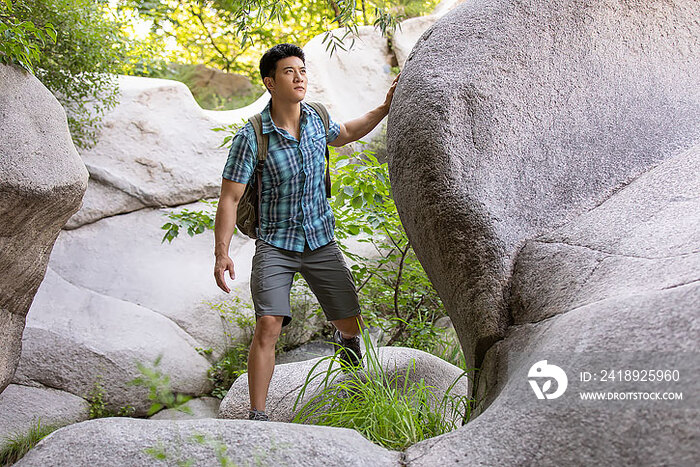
[333,329,363,369]
[248,409,269,421]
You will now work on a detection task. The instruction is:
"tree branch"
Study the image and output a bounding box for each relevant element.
[392,244,410,321]
[386,294,425,346]
[189,5,231,72]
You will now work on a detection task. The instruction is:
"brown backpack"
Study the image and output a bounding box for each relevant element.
[235,102,332,239]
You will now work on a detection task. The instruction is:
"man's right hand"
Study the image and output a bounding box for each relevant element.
[214,254,235,293]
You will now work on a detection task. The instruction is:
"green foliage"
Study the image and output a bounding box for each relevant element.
[116,0,328,81]
[0,0,56,72]
[204,286,326,399]
[293,329,476,450]
[0,419,59,466]
[330,144,448,355]
[127,354,194,416]
[86,375,135,419]
[372,4,402,37]
[207,345,251,400]
[161,200,218,243]
[190,434,236,467]
[435,335,467,370]
[3,0,134,148]
[205,298,257,399]
[144,441,169,462]
[115,0,438,84]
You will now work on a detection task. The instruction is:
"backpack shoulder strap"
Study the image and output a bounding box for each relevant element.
[247,113,267,219]
[306,102,332,199]
[307,101,330,133]
[248,113,269,162]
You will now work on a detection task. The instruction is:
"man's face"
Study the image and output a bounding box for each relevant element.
[265,56,307,102]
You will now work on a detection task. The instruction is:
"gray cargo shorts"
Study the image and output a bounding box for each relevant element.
[250,238,361,327]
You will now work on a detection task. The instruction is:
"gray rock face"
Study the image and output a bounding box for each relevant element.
[387,0,700,369]
[65,76,229,229]
[276,340,336,365]
[511,145,700,326]
[0,384,89,443]
[149,396,220,420]
[13,267,213,416]
[0,64,88,393]
[41,204,256,356]
[391,0,465,68]
[219,346,470,425]
[14,418,401,467]
[403,146,700,465]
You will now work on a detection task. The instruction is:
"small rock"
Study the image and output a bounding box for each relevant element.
[149,397,221,420]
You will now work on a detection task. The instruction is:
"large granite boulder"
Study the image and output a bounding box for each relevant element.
[41,204,255,355]
[219,346,470,424]
[391,0,465,68]
[12,266,213,416]
[403,144,700,466]
[0,384,89,443]
[11,202,251,414]
[387,0,700,370]
[64,76,263,229]
[14,418,401,467]
[0,64,88,394]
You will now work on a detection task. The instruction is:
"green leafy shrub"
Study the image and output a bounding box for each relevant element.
[161,200,218,243]
[0,419,58,466]
[292,330,476,450]
[206,345,250,400]
[329,145,451,355]
[127,355,194,416]
[205,285,327,399]
[0,0,56,72]
[205,298,256,399]
[3,0,155,148]
[86,375,135,419]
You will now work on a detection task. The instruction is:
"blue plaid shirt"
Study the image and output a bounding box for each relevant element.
[222,99,341,252]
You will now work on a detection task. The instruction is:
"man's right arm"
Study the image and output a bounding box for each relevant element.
[214,178,247,293]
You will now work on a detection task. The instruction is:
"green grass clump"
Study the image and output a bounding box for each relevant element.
[292,330,477,450]
[0,419,58,466]
[206,344,250,400]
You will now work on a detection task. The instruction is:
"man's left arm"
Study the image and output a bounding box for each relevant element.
[329,73,400,147]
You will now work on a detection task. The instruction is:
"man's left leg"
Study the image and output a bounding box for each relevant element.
[331,314,365,339]
[300,240,364,366]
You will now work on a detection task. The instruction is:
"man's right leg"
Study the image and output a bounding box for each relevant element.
[247,315,284,413]
[248,240,299,418]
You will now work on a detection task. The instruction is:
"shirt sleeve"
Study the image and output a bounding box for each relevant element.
[222,125,256,183]
[326,113,341,144]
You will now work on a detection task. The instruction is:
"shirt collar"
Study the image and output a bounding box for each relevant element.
[261,99,312,135]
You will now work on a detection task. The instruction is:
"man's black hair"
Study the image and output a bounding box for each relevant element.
[259,43,305,90]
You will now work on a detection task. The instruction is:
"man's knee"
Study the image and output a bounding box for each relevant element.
[253,315,284,346]
[332,314,364,338]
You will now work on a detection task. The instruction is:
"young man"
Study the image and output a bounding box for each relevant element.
[213,43,399,421]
